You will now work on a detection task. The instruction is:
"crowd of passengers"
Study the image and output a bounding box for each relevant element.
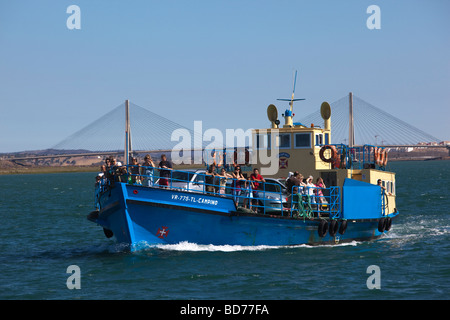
[95,154,328,212]
[96,154,171,187]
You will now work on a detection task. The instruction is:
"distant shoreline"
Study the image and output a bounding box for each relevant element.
[0,165,99,175]
[1,158,449,175]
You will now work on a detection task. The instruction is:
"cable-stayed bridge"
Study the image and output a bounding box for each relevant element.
[5,94,447,162]
[299,95,441,146]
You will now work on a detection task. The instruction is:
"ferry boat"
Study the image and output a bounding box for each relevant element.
[88,85,399,251]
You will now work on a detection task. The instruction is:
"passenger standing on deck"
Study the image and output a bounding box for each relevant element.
[141,154,155,187]
[243,178,254,211]
[110,158,123,182]
[250,168,265,210]
[158,154,173,188]
[306,176,316,204]
[231,166,245,206]
[129,157,141,184]
[286,171,303,209]
[104,158,111,172]
[315,177,327,210]
[205,164,217,194]
[286,171,303,195]
[377,179,385,190]
[377,179,392,195]
[217,168,232,196]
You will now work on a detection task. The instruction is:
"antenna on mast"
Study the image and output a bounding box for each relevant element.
[277,70,305,127]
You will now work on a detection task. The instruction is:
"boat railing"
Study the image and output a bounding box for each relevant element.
[97,165,341,219]
[289,185,341,219]
[114,165,288,215]
[381,189,387,217]
[326,144,388,171]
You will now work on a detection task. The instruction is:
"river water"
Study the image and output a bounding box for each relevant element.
[0,160,448,301]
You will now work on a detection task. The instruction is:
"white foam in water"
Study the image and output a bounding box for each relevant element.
[133,240,362,252]
[156,241,280,252]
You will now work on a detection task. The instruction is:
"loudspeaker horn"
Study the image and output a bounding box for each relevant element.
[320,102,331,120]
[267,104,279,128]
[320,102,331,130]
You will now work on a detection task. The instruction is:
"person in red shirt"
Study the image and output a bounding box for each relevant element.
[250,168,265,211]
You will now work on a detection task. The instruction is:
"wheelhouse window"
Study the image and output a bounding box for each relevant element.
[256,133,271,149]
[294,133,311,148]
[315,133,323,146]
[380,180,395,195]
[277,133,291,149]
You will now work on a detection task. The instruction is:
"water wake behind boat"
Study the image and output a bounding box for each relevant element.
[131,240,361,253]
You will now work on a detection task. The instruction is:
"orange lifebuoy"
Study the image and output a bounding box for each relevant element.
[379,149,385,167]
[380,149,388,167]
[374,147,381,166]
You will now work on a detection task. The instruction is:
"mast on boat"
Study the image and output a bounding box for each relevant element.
[277,70,305,128]
[349,92,355,148]
[125,99,132,166]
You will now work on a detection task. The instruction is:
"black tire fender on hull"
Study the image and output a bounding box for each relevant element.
[318,219,348,238]
[318,220,328,237]
[103,228,114,238]
[385,217,392,231]
[378,218,386,232]
[338,219,348,235]
[329,219,339,237]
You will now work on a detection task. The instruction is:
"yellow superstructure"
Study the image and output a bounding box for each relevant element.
[249,101,397,215]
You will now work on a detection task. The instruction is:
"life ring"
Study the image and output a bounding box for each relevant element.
[233,149,250,165]
[319,145,338,164]
[385,217,392,231]
[380,149,388,167]
[338,220,348,235]
[377,218,386,232]
[378,149,385,167]
[318,220,328,237]
[329,219,339,237]
[374,147,380,166]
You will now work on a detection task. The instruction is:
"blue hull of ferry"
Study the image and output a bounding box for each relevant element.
[90,180,398,251]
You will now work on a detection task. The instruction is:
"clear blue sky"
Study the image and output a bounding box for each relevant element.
[1,0,449,152]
